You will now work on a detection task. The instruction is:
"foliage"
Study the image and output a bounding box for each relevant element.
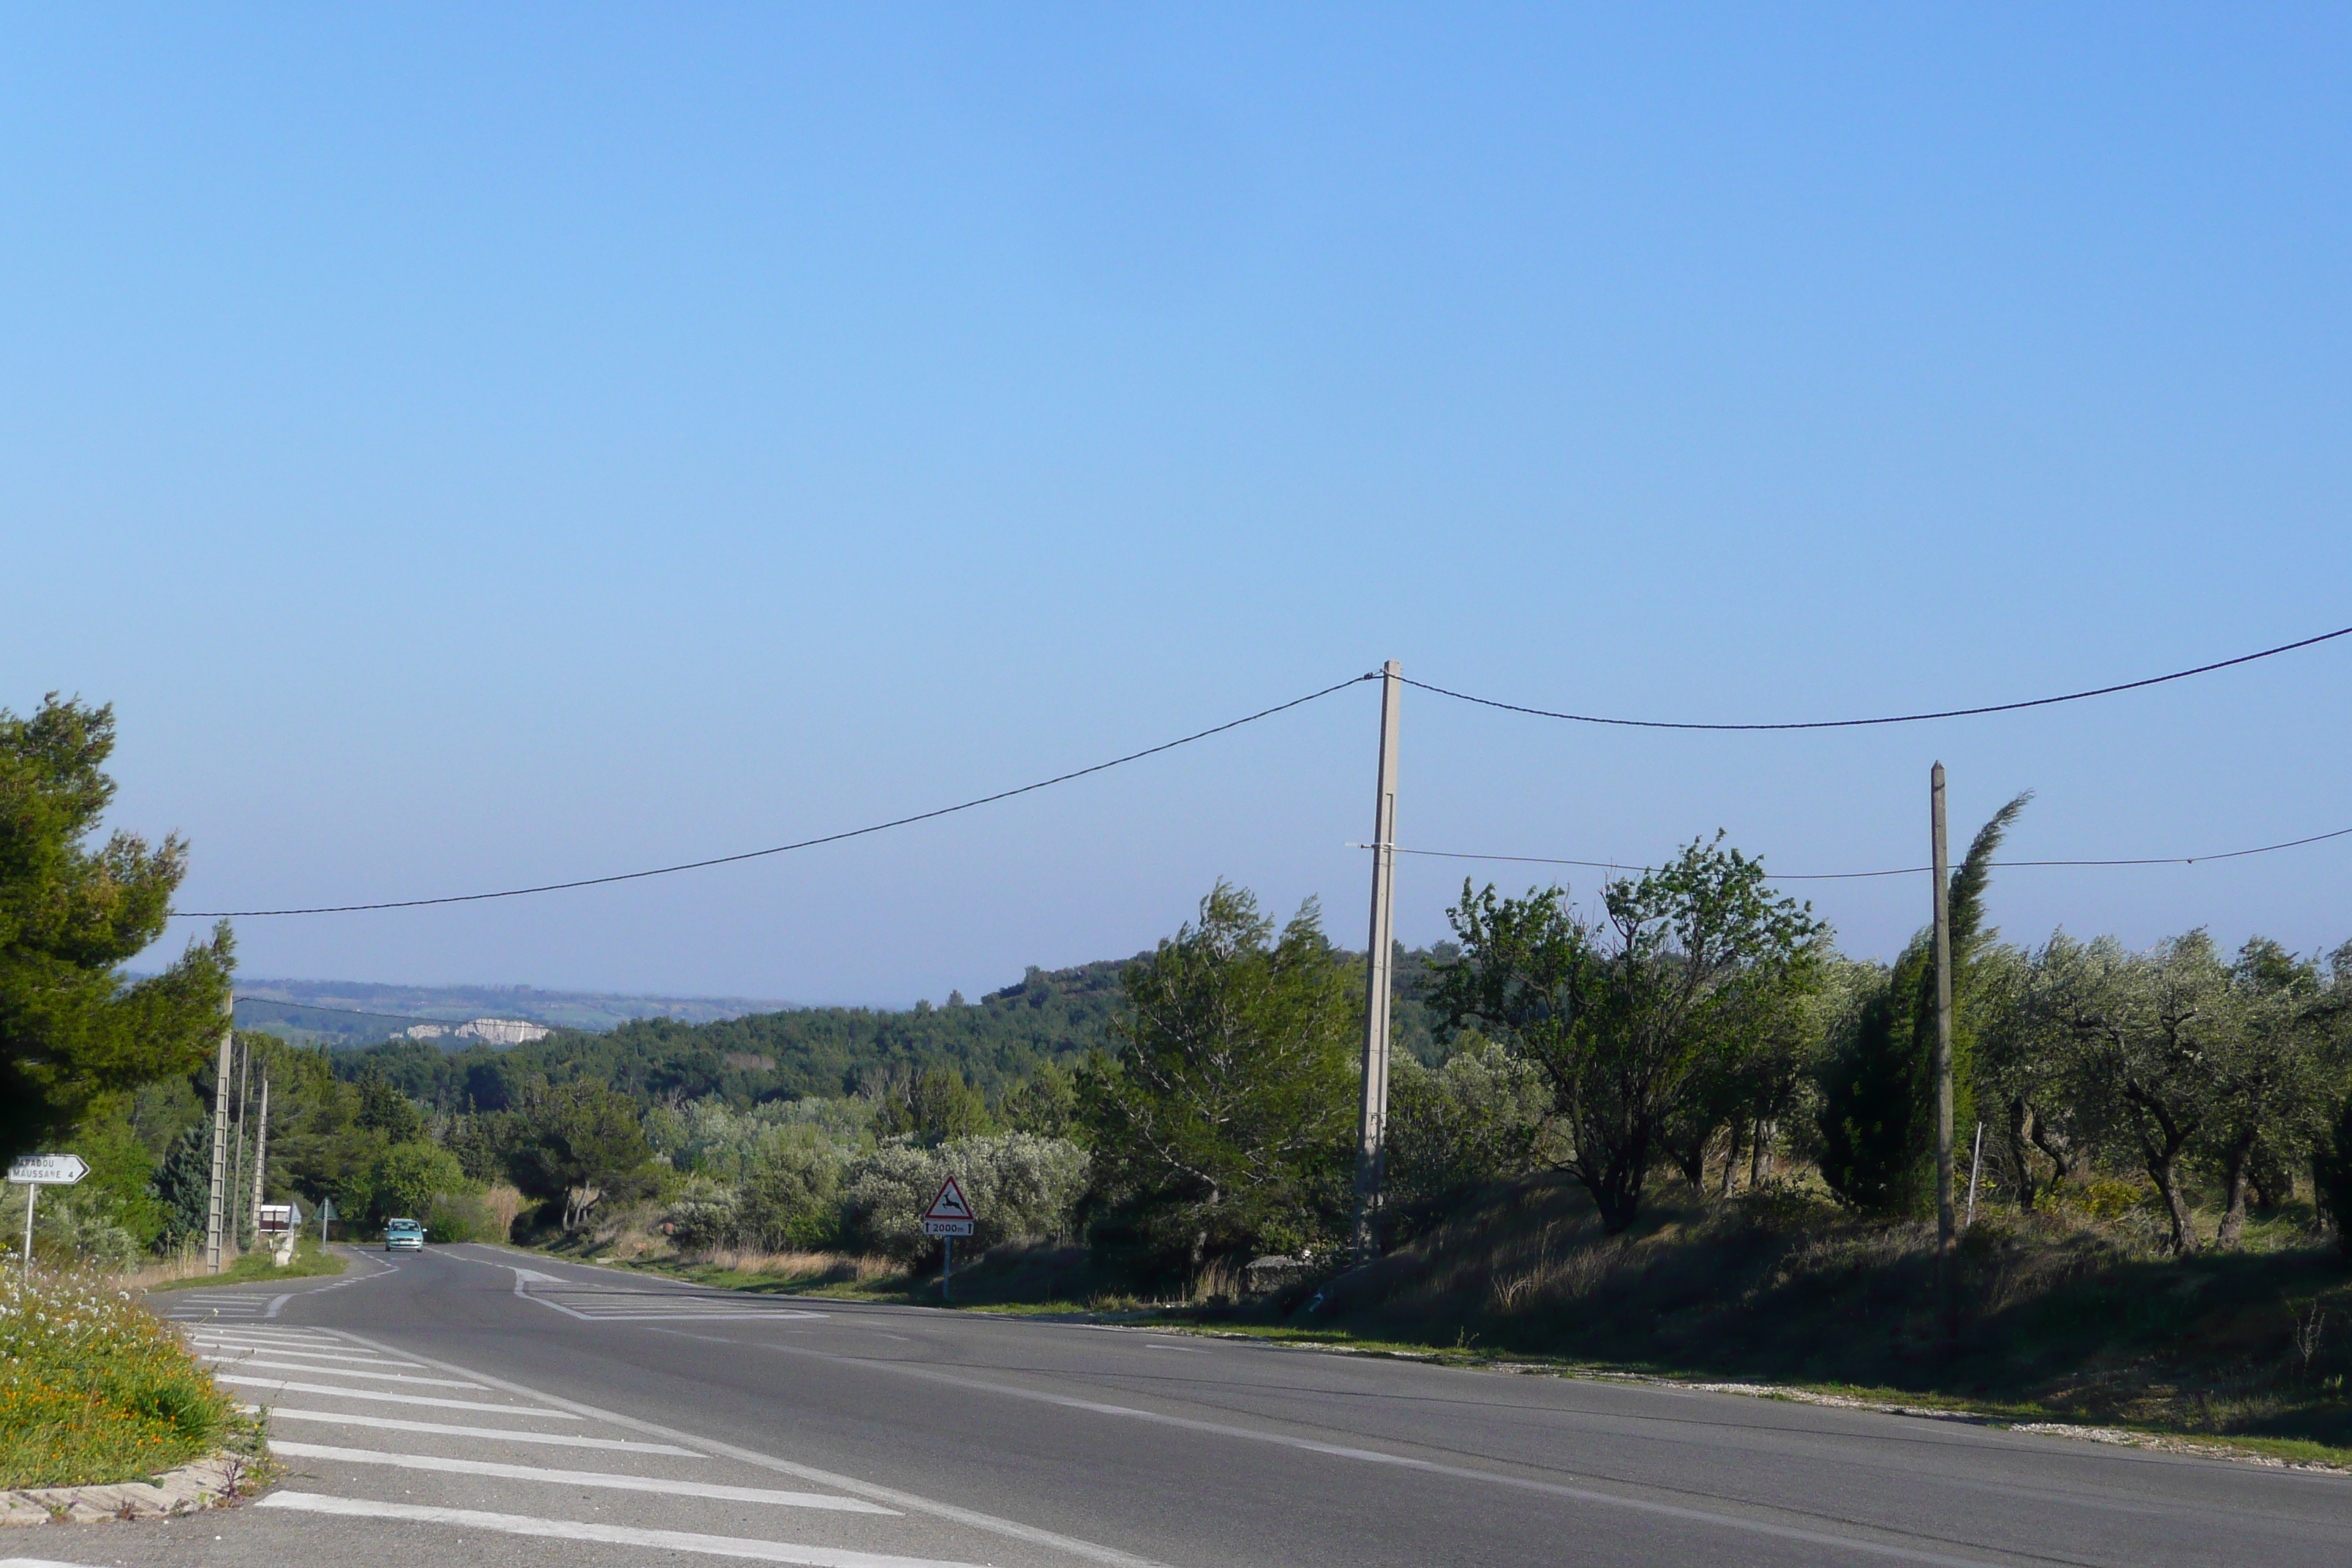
[506,1079,654,1228]
[1081,883,1360,1271]
[363,1140,474,1226]
[1816,795,2027,1215]
[2315,1092,2352,1259]
[1382,1038,1553,1233]
[0,696,234,1164]
[1434,836,1825,1233]
[841,1134,1090,1261]
[0,1267,235,1488]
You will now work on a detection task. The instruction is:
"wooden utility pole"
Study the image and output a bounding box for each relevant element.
[249,1072,271,1243]
[204,1008,233,1274]
[1931,762,1956,1248]
[1351,660,1402,1265]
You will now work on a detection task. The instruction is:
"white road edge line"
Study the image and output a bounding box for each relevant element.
[199,1356,483,1387]
[267,1443,897,1513]
[325,1326,1175,1568]
[211,1376,579,1417]
[263,1409,700,1454]
[257,1494,979,1568]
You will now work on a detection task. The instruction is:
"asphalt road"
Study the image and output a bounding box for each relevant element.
[22,1243,2350,1567]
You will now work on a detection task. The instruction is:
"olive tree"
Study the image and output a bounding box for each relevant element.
[1433,836,1825,1234]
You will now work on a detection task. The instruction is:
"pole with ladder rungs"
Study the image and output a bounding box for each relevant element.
[1351,660,1402,1266]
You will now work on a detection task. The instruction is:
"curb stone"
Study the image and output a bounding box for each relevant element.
[0,1452,253,1526]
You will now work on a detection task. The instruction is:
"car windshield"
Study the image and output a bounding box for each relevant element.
[386,1220,422,1232]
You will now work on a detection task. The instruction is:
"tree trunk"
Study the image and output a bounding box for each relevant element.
[1719,1121,1742,1198]
[2006,1098,2038,1213]
[2144,1147,2198,1253]
[1749,1120,1769,1186]
[2215,1129,2258,1250]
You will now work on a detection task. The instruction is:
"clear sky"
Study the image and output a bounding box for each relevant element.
[6,7,2348,1004]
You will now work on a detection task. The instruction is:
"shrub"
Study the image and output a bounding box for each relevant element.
[843,1134,1089,1262]
[0,1269,235,1488]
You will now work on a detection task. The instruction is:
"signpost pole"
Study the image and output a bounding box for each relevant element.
[9,1157,89,1279]
[943,1236,952,1303]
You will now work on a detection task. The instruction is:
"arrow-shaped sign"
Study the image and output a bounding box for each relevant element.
[8,1154,88,1186]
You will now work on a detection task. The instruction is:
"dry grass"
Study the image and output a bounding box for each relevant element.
[683,1246,902,1284]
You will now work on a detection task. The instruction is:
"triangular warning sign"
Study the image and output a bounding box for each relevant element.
[924,1175,974,1222]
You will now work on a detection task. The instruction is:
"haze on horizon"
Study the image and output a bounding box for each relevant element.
[5,9,2348,1006]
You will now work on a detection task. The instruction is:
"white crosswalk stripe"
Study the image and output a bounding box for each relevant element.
[213,1373,581,1415]
[200,1355,487,1387]
[268,1443,900,1512]
[257,1494,988,1567]
[265,1408,704,1454]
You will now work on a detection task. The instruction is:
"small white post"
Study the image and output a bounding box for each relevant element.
[1965,1120,1986,1227]
[18,1183,34,1281]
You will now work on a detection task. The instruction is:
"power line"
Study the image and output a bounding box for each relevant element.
[1365,823,2352,881]
[170,672,1379,918]
[1403,622,2352,731]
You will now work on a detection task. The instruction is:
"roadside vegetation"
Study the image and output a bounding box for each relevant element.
[9,694,2352,1469]
[0,1268,244,1489]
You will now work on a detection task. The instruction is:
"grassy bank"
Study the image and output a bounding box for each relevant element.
[1257,1175,2352,1461]
[512,1177,2352,1466]
[143,1237,345,1292]
[0,1268,250,1489]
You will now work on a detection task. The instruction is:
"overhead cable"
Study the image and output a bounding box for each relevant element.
[1404,622,2352,731]
[170,672,1380,917]
[1365,823,2352,882]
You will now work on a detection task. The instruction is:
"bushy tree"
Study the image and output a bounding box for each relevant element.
[1436,837,1825,1234]
[2315,1092,2352,1259]
[0,696,234,1161]
[843,1133,1088,1260]
[1082,883,1359,1270]
[509,1080,653,1229]
[1382,1038,1553,1233]
[366,1140,472,1225]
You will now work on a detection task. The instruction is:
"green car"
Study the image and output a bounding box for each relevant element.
[383,1217,426,1252]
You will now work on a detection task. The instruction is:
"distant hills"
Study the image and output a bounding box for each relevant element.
[231,979,794,1049]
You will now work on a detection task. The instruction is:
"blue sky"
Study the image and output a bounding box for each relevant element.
[5,7,2348,1003]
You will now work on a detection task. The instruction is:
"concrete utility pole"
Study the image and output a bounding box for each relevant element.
[1931,762,1956,1248]
[1351,660,1402,1265]
[228,1036,250,1251]
[205,1009,233,1274]
[249,1072,271,1241]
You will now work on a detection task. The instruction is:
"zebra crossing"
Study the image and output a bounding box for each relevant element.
[168,1304,1107,1568]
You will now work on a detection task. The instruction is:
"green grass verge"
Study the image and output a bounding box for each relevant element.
[0,1269,244,1490]
[146,1237,345,1292]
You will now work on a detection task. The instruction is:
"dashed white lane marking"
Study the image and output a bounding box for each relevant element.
[268,1443,899,1513]
[200,1356,485,1387]
[257,1494,986,1568]
[265,1292,295,1317]
[211,1375,580,1416]
[1143,1344,1208,1354]
[193,1342,423,1366]
[265,1409,701,1455]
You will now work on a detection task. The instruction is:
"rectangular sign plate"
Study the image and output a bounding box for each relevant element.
[922,1218,975,1237]
[7,1154,88,1186]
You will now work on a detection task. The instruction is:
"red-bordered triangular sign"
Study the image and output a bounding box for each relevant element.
[924,1175,974,1222]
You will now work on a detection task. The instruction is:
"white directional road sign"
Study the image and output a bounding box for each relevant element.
[8,1154,88,1186]
[923,1175,975,1236]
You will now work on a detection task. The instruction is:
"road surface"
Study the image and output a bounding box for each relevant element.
[23,1243,2349,1567]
